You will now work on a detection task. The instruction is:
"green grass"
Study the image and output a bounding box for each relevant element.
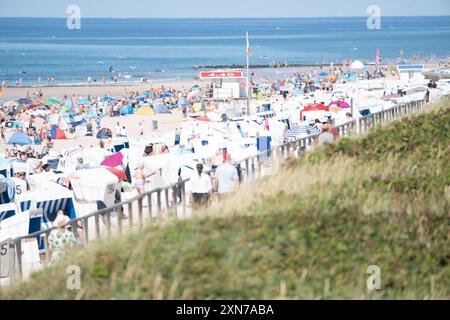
[2,98,450,300]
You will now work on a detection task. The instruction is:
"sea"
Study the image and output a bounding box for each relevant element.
[0,16,449,85]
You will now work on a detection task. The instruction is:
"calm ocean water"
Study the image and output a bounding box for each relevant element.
[0,16,449,85]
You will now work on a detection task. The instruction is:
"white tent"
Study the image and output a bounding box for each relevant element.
[350,60,365,70]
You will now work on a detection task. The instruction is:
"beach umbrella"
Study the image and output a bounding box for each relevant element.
[4,101,18,108]
[119,105,134,115]
[101,97,114,103]
[324,74,337,80]
[96,128,112,139]
[328,100,351,108]
[32,99,45,106]
[50,125,67,139]
[8,132,33,145]
[329,106,343,113]
[101,152,123,167]
[194,116,210,122]
[159,93,173,99]
[77,98,90,105]
[17,98,32,105]
[105,167,127,181]
[44,98,60,106]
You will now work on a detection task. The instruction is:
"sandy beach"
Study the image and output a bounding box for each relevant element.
[2,63,434,101]
[2,79,200,100]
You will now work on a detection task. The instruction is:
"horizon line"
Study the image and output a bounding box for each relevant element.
[0,14,449,19]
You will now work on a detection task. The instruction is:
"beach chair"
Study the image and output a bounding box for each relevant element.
[0,203,17,223]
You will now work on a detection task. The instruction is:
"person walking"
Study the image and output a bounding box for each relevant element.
[139,121,144,136]
[115,122,121,137]
[215,153,239,199]
[190,163,212,208]
[47,214,77,265]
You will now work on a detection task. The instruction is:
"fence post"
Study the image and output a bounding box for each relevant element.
[95,212,101,240]
[117,206,123,234]
[147,193,153,220]
[245,158,249,179]
[164,188,170,219]
[157,190,162,220]
[106,211,112,237]
[15,239,22,281]
[181,181,187,218]
[257,155,262,179]
[83,218,89,243]
[251,158,256,181]
[138,197,143,227]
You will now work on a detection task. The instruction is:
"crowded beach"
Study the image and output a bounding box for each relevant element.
[1,59,450,281]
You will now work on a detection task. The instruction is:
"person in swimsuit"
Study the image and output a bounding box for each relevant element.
[134,163,155,195]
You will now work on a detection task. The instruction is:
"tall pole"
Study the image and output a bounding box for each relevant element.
[246,31,251,115]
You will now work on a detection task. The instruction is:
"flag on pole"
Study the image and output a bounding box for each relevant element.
[376,48,380,67]
[246,31,251,57]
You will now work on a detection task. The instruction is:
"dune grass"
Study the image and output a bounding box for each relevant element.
[2,98,449,300]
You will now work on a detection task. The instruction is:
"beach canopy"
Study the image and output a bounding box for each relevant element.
[96,128,112,139]
[50,125,67,140]
[135,105,155,117]
[8,132,32,145]
[300,104,329,120]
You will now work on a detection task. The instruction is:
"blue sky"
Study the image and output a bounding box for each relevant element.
[0,0,449,18]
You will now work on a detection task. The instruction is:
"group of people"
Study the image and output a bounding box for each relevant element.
[189,152,239,208]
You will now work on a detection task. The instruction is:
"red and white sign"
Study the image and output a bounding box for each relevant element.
[199,71,244,79]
